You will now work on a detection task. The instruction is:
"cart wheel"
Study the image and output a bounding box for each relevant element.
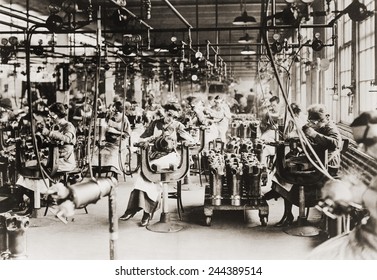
[260,216,268,227]
[205,216,212,226]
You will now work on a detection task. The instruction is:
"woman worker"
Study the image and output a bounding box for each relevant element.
[91,100,132,176]
[119,103,195,226]
[16,102,76,215]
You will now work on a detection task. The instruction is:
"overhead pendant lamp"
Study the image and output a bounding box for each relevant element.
[347,0,373,22]
[233,0,257,25]
[240,45,256,55]
[238,33,253,44]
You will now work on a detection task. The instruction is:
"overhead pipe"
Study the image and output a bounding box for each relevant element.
[271,0,276,27]
[26,0,29,30]
[90,5,102,181]
[0,42,262,49]
[24,22,55,192]
[113,59,257,66]
[195,42,263,48]
[228,30,232,79]
[16,52,257,60]
[0,8,43,26]
[215,0,219,71]
[206,40,219,55]
[0,20,26,31]
[221,59,258,63]
[162,0,193,29]
[145,23,334,32]
[0,4,44,23]
[195,0,199,46]
[187,27,192,50]
[161,0,197,65]
[0,23,335,35]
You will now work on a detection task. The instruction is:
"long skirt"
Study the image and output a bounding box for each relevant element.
[125,152,181,214]
[91,140,128,175]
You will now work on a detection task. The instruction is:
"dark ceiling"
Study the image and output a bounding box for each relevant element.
[1,0,291,80]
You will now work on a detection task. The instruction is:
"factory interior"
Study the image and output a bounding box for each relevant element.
[0,0,376,265]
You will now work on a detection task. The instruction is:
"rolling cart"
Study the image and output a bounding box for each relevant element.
[203,197,269,226]
[202,149,269,226]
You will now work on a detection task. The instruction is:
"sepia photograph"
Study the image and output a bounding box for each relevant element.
[0,1,376,273]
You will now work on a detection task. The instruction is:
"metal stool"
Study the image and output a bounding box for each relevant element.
[168,180,184,220]
[92,166,119,180]
[138,143,190,233]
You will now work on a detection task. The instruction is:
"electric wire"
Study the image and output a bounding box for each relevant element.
[261,1,336,182]
[116,53,137,177]
[25,24,55,190]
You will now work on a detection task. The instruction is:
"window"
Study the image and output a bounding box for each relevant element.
[338,0,354,124]
[336,0,376,123]
[358,0,375,112]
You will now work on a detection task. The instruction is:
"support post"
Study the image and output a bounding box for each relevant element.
[284,186,321,237]
[108,186,118,260]
[146,182,183,233]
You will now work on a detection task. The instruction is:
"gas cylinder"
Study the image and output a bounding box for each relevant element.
[6,214,29,259]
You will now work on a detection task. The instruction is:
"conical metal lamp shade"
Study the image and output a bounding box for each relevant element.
[233,10,256,25]
[238,33,253,43]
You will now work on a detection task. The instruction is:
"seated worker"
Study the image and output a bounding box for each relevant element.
[264,104,342,227]
[43,103,77,172]
[119,103,195,227]
[308,111,377,259]
[91,100,131,176]
[16,102,76,215]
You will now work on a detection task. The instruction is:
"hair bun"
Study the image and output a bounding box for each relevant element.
[49,102,68,118]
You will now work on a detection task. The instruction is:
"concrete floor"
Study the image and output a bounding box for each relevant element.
[22,173,328,260]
